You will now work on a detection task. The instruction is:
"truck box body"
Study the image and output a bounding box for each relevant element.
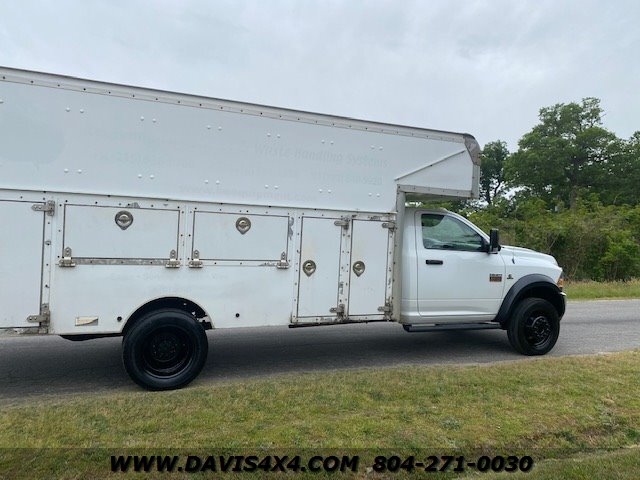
[0,67,478,335]
[0,68,479,212]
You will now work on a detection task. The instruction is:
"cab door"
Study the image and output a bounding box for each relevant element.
[416,212,505,322]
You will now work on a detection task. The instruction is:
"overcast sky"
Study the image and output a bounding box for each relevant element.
[1,0,638,150]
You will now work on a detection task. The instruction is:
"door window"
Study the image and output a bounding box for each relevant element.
[421,214,484,251]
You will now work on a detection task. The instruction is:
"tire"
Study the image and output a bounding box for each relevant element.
[507,298,560,355]
[122,308,208,390]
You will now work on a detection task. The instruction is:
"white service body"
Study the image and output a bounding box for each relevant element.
[0,67,486,336]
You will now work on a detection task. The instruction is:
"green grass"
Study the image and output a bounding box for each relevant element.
[565,279,640,300]
[0,351,638,478]
[483,448,640,480]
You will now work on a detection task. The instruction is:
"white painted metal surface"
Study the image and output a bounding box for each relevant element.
[296,217,342,319]
[400,209,563,325]
[63,205,180,260]
[0,200,45,328]
[193,211,289,261]
[43,196,300,333]
[347,220,390,317]
[0,67,480,214]
[416,211,506,319]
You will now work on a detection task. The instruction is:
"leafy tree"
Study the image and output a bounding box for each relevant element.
[599,131,640,206]
[599,230,640,281]
[479,140,508,205]
[506,98,618,209]
[449,97,640,281]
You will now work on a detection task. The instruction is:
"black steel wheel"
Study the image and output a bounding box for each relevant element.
[122,308,208,390]
[507,298,560,355]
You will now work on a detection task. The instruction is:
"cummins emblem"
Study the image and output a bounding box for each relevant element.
[489,274,503,282]
[115,211,134,230]
[236,216,251,234]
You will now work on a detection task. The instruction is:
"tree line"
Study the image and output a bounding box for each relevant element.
[454,98,640,281]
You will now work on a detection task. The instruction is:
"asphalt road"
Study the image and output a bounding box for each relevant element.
[1,300,638,405]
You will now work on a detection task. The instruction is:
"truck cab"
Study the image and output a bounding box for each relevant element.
[401,208,565,355]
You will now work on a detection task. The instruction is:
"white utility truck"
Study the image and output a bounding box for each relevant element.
[0,68,565,390]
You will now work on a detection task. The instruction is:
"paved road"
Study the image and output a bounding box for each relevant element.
[1,300,638,405]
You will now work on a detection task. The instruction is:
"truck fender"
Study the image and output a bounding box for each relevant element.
[122,296,211,336]
[494,274,565,327]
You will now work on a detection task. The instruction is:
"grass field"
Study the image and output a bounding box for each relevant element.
[0,351,638,478]
[565,279,640,300]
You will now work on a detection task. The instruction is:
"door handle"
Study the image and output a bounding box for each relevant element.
[425,259,443,265]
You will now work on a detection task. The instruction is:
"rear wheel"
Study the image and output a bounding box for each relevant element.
[122,308,208,390]
[507,298,560,355]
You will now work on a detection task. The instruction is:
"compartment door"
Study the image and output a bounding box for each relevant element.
[62,204,180,263]
[296,217,343,319]
[0,200,45,328]
[193,211,289,262]
[347,220,391,317]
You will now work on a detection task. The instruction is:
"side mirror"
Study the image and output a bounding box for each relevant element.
[488,228,501,253]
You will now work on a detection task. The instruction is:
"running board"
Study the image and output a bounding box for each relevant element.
[403,323,501,333]
[289,318,390,328]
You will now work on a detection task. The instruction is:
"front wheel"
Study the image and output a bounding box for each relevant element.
[507,298,560,355]
[122,308,208,390]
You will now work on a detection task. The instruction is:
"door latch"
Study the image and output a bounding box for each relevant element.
[165,249,181,268]
[276,252,290,269]
[188,250,203,268]
[425,259,444,265]
[59,247,76,267]
[32,201,55,216]
[334,216,350,229]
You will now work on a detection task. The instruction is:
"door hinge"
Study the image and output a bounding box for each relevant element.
[334,217,350,229]
[330,303,345,315]
[188,250,203,268]
[32,200,55,216]
[27,303,50,325]
[381,221,396,230]
[59,247,76,267]
[165,249,181,268]
[378,303,393,314]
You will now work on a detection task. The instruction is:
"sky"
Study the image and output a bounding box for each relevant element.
[1,0,638,150]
